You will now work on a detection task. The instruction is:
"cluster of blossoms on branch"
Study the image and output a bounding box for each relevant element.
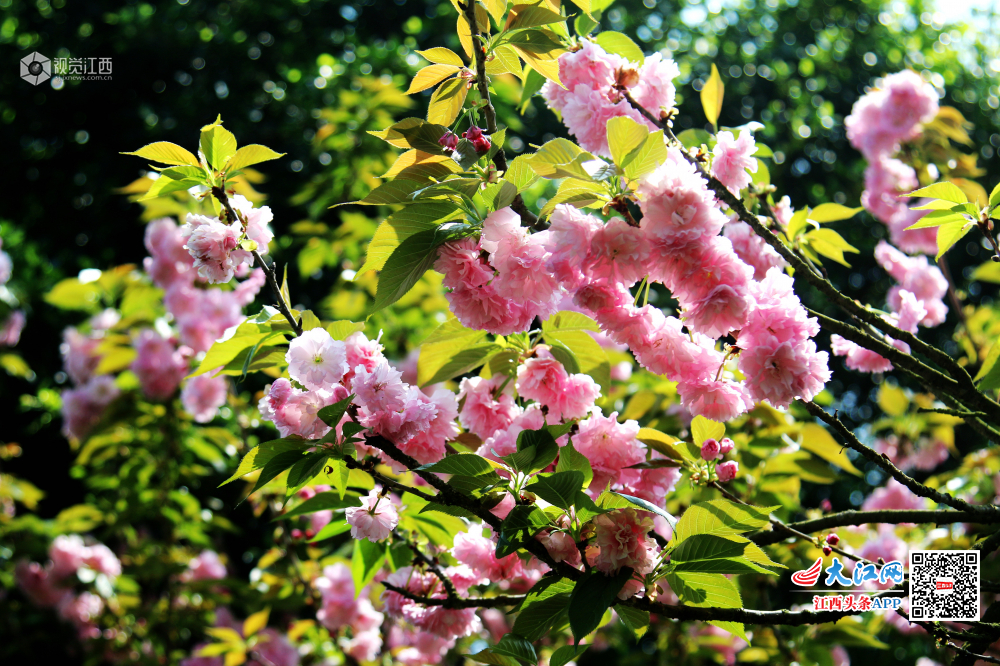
[0,235,26,347]
[15,535,121,640]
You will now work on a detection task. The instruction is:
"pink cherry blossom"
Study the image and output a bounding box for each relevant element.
[182,213,247,284]
[723,219,786,280]
[481,208,562,316]
[886,205,938,256]
[574,411,645,491]
[539,205,602,289]
[253,629,300,666]
[230,194,274,252]
[61,375,120,441]
[582,217,649,288]
[185,550,227,581]
[82,543,121,578]
[830,335,894,374]
[181,373,228,423]
[346,488,399,542]
[861,157,918,224]
[0,309,25,347]
[677,377,755,422]
[712,129,758,195]
[846,69,938,160]
[861,478,926,512]
[434,237,493,290]
[458,375,520,439]
[351,360,407,413]
[701,438,721,460]
[341,630,383,662]
[15,560,70,607]
[50,534,89,578]
[590,509,657,575]
[144,217,196,288]
[61,327,102,386]
[452,524,523,581]
[717,460,739,482]
[875,241,948,326]
[257,378,341,439]
[286,327,349,391]
[738,338,830,409]
[539,530,582,566]
[131,329,190,401]
[515,347,600,421]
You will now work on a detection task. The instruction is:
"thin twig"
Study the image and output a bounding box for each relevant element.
[382,581,525,609]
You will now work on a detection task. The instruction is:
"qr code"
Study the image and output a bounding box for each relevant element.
[909,550,980,622]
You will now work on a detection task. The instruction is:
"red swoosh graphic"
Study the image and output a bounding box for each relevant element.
[791,557,823,586]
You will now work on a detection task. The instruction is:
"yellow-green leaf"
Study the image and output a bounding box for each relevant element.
[406,64,461,94]
[701,64,724,129]
[483,0,507,26]
[506,3,566,30]
[905,182,968,204]
[427,78,470,126]
[799,423,862,476]
[593,30,644,63]
[416,47,465,67]
[205,627,245,644]
[201,124,238,171]
[121,141,200,166]
[936,218,975,260]
[877,384,909,417]
[904,209,966,230]
[691,415,724,445]
[971,260,1000,284]
[804,228,859,267]
[786,208,809,238]
[243,608,270,637]
[226,145,285,173]
[807,203,863,223]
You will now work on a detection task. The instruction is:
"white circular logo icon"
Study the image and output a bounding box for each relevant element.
[21,52,51,85]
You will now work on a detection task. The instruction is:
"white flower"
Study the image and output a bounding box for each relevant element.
[285,328,349,391]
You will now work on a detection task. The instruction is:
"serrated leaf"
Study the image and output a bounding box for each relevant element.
[276,492,359,520]
[428,77,471,126]
[492,634,538,665]
[222,438,311,486]
[905,181,968,204]
[416,47,465,67]
[372,229,440,313]
[483,0,507,26]
[201,124,238,171]
[139,175,202,201]
[529,471,585,509]
[804,228,859,267]
[701,63,724,128]
[351,538,387,592]
[505,154,541,191]
[612,492,676,529]
[368,118,449,153]
[317,394,355,428]
[904,209,966,230]
[673,499,776,542]
[691,415,725,446]
[122,141,201,166]
[617,605,650,641]
[496,504,550,557]
[555,440,594,488]
[507,4,566,30]
[246,450,307,499]
[593,31,644,63]
[936,218,975,260]
[799,423,862,476]
[420,452,502,479]
[357,204,462,277]
[407,64,461,94]
[227,145,285,172]
[568,568,633,641]
[538,178,608,218]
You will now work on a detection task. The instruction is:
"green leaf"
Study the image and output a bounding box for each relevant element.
[804,228,860,267]
[664,571,747,641]
[904,208,965,230]
[420,452,502,479]
[799,423,862,476]
[676,128,712,149]
[525,139,607,181]
[505,428,559,474]
[512,578,575,641]
[551,645,589,666]
[353,179,428,206]
[428,77,470,126]
[420,502,480,520]
[519,67,548,108]
[317,394,355,428]
[974,343,1000,390]
[617,605,650,641]
[593,31,644,62]
[763,451,838,484]
[492,634,538,666]
[529,471,585,510]
[276,492,359,520]
[538,178,608,219]
[606,116,666,181]
[357,203,462,276]
[672,499,777,542]
[905,181,969,204]
[469,650,521,666]
[691,415,725,446]
[568,568,633,642]
[122,141,201,166]
[327,320,366,340]
[509,30,565,85]
[139,175,203,201]
[222,438,312,486]
[505,154,541,191]
[351,538,388,593]
[246,450,307,499]
[406,64,461,94]
[44,278,102,312]
[990,181,1000,209]
[368,117,449,154]
[542,313,610,390]
[936,218,975,260]
[482,180,519,212]
[555,440,594,489]
[612,492,676,529]
[807,203,863,223]
[507,4,566,30]
[496,504,550,557]
[670,534,776,574]
[574,12,598,36]
[417,47,466,67]
[227,144,285,172]
[372,229,440,313]
[309,519,351,542]
[200,123,238,170]
[286,451,332,492]
[701,63,724,128]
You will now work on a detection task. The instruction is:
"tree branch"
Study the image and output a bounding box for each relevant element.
[750,509,1000,546]
[211,185,302,337]
[801,401,998,516]
[382,581,525,609]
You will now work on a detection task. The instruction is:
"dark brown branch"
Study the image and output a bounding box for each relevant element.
[382,581,524,609]
[392,529,459,600]
[802,401,998,516]
[460,0,541,231]
[211,185,303,337]
[750,509,1000,546]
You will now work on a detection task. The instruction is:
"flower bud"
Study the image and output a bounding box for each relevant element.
[820,498,833,512]
[826,533,840,546]
[822,545,832,556]
[438,131,459,151]
[718,437,735,455]
[615,67,640,88]
[700,438,721,461]
[716,460,739,483]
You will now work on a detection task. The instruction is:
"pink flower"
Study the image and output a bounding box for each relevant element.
[857,525,908,583]
[620,451,680,506]
[341,630,383,662]
[435,237,494,290]
[700,438,721,460]
[638,148,727,250]
[0,246,10,286]
[862,157,918,224]
[861,478,926,513]
[230,194,274,252]
[438,131,459,151]
[352,360,407,413]
[182,213,247,284]
[462,126,491,153]
[712,129,758,195]
[49,534,89,578]
[723,219,785,280]
[61,327,102,386]
[185,550,227,581]
[539,530,582,567]
[144,217,195,289]
[875,241,948,327]
[574,411,645,492]
[346,489,399,542]
[131,329,190,401]
[481,208,562,317]
[253,629,300,666]
[257,378,342,439]
[515,347,600,421]
[830,335,894,374]
[590,509,657,575]
[286,327,349,391]
[458,375,520,439]
[846,70,938,160]
[719,438,734,455]
[15,560,70,607]
[539,205,602,289]
[738,338,830,409]
[315,563,359,629]
[582,217,649,288]
[181,373,228,423]
[82,543,121,578]
[677,377,754,422]
[717,460,739,482]
[61,375,120,441]
[0,309,26,347]
[394,387,459,466]
[452,524,523,581]
[58,591,103,636]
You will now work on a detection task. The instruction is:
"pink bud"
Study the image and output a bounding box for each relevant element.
[716,460,739,483]
[820,499,833,512]
[438,131,459,151]
[822,546,832,556]
[291,529,304,540]
[719,437,735,455]
[826,533,840,546]
[297,486,318,500]
[700,438,721,461]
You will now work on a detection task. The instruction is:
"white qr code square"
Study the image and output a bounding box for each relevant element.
[909,550,980,622]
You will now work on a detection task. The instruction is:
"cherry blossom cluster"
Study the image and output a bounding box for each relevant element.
[846,70,940,255]
[15,534,122,640]
[692,436,738,484]
[831,241,947,373]
[59,315,122,441]
[258,327,459,466]
[0,236,26,347]
[541,40,680,158]
[181,194,274,284]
